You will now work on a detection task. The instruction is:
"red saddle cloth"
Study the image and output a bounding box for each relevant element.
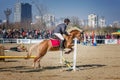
[50,39,60,47]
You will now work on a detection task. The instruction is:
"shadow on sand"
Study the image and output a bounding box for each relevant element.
[0,64,106,73]
[77,64,106,70]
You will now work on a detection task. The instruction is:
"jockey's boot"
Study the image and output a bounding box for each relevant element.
[60,40,65,49]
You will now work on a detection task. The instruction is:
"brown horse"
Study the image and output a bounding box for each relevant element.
[26,29,83,68]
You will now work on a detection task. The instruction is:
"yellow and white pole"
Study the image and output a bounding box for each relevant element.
[0,56,36,59]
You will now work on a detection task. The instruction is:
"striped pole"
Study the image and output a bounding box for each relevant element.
[0,56,36,59]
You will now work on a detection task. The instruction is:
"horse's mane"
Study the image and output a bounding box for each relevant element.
[67,27,83,33]
[70,30,80,33]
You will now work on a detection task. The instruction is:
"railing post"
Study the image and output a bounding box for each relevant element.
[73,38,77,71]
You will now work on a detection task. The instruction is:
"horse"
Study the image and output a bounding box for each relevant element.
[26,29,84,68]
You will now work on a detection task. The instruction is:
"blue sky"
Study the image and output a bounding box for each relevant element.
[0,0,120,25]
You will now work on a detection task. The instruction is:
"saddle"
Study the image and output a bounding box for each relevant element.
[50,35,65,48]
[50,39,60,47]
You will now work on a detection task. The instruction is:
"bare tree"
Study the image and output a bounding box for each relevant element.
[31,0,48,30]
[70,16,80,28]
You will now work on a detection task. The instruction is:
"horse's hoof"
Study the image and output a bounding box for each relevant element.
[40,67,43,69]
[65,52,70,54]
[38,65,41,68]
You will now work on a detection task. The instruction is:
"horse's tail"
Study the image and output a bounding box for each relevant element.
[25,43,39,59]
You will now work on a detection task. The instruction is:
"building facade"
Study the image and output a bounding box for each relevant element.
[0,20,2,24]
[88,14,98,28]
[99,17,106,27]
[14,2,32,28]
[35,14,55,27]
[113,21,120,27]
[43,14,55,27]
[79,19,88,27]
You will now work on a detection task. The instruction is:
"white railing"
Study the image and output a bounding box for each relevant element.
[0,38,17,43]
[84,38,120,45]
[0,38,120,45]
[0,38,44,44]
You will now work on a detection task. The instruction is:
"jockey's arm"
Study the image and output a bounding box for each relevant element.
[64,31,69,36]
[61,25,69,36]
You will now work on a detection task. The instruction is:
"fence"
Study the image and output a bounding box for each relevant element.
[0,38,17,43]
[86,39,120,45]
[0,38,120,45]
[0,38,44,44]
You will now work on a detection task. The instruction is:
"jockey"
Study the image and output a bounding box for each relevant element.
[53,18,70,49]
[2,44,28,52]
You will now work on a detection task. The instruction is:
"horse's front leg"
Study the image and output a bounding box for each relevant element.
[65,48,74,54]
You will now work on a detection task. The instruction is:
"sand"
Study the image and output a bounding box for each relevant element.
[0,43,120,80]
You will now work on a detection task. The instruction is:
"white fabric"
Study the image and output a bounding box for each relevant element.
[54,33,64,40]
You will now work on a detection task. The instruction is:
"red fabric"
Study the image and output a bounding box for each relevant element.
[50,39,60,47]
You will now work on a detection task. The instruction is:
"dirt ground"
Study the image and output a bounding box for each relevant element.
[0,43,120,80]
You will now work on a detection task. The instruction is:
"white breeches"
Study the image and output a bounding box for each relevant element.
[54,33,64,40]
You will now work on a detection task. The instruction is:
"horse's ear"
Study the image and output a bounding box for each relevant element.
[80,31,84,34]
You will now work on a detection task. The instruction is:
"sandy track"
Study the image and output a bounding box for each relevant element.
[0,43,120,80]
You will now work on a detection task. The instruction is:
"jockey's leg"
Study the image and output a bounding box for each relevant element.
[60,40,65,49]
[54,33,65,49]
[54,33,64,40]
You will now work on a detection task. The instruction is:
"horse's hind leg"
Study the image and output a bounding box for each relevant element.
[33,49,48,69]
[32,54,42,68]
[33,53,47,69]
[37,58,42,69]
[32,40,49,69]
[33,56,40,69]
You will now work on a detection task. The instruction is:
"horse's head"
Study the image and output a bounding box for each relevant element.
[69,30,84,41]
[63,29,84,48]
